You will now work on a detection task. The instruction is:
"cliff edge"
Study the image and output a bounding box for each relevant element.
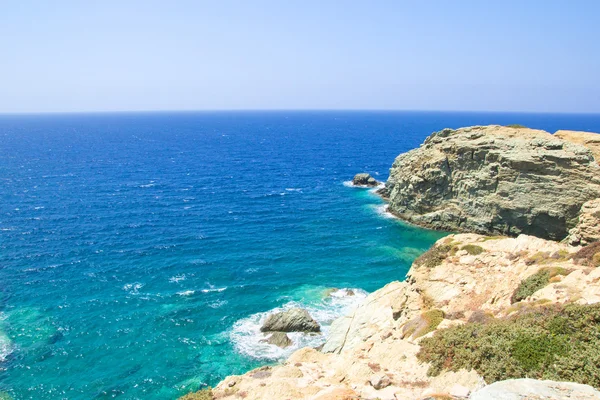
[208,234,600,399]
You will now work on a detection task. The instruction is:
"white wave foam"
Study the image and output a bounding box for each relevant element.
[208,300,228,309]
[169,274,186,283]
[177,290,195,296]
[373,204,396,219]
[285,188,302,192]
[123,283,144,294]
[0,316,12,363]
[201,287,227,293]
[230,288,367,361]
[342,180,354,187]
[369,182,386,193]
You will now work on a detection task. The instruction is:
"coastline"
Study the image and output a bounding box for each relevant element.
[191,125,600,400]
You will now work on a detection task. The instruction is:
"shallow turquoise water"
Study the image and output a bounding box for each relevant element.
[1,111,599,399]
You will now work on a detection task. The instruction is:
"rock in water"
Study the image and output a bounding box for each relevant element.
[352,173,378,186]
[264,332,293,348]
[260,308,321,333]
[470,379,600,400]
[385,125,600,241]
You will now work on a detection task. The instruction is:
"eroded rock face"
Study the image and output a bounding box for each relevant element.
[260,308,321,333]
[470,378,600,400]
[352,173,378,186]
[385,125,600,240]
[555,129,600,165]
[567,198,600,246]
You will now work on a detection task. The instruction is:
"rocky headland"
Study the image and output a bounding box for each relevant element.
[183,126,600,400]
[383,125,600,240]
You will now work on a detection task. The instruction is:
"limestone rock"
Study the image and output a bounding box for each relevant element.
[555,129,600,165]
[470,378,600,400]
[567,198,600,245]
[369,373,391,390]
[260,308,321,333]
[353,173,379,187]
[385,125,600,240]
[263,332,293,348]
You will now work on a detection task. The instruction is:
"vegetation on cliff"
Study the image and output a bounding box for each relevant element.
[417,303,600,388]
[510,267,571,303]
[179,388,213,400]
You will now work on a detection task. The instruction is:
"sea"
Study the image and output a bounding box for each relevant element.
[1,111,599,399]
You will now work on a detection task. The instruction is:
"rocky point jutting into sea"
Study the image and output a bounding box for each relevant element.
[183,126,600,400]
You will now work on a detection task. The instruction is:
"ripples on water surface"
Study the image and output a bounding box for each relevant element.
[1,111,600,399]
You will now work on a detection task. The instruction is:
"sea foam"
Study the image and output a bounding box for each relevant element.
[230,288,367,360]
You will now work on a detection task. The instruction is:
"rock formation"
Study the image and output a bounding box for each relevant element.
[384,125,600,240]
[260,308,321,333]
[352,173,379,187]
[263,332,293,348]
[555,129,600,165]
[208,234,600,399]
[567,198,600,246]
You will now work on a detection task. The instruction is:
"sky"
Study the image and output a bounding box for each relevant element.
[1,0,599,113]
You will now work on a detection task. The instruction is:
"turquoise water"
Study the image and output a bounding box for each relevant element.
[1,111,600,399]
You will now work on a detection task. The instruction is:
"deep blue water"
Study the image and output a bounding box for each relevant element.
[1,111,600,399]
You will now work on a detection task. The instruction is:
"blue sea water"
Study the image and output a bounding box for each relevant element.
[1,111,600,399]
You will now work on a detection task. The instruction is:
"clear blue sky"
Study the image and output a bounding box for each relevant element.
[1,0,599,113]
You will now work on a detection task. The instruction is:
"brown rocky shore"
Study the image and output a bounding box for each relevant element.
[182,126,600,400]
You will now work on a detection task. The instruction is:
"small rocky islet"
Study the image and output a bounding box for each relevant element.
[187,125,600,400]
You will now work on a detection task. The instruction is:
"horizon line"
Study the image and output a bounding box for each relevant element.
[1,108,600,116]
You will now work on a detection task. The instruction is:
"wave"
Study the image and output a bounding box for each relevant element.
[373,204,396,219]
[169,275,186,283]
[122,283,144,294]
[230,287,367,360]
[177,290,195,296]
[200,287,227,293]
[0,315,11,363]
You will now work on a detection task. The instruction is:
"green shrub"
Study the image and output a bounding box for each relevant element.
[414,243,457,269]
[402,309,445,339]
[461,244,484,255]
[506,124,527,128]
[179,388,213,400]
[417,303,600,388]
[511,267,570,304]
[572,242,600,267]
[482,235,508,242]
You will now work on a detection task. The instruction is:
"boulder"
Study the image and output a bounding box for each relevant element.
[470,378,600,400]
[353,173,378,187]
[385,125,600,240]
[260,308,320,333]
[369,373,391,390]
[263,332,292,348]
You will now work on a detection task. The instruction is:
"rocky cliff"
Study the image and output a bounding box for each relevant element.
[206,233,600,399]
[384,125,600,240]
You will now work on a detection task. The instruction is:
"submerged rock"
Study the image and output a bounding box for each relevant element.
[260,308,321,333]
[352,173,378,187]
[470,378,600,400]
[385,125,600,240]
[263,332,293,348]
